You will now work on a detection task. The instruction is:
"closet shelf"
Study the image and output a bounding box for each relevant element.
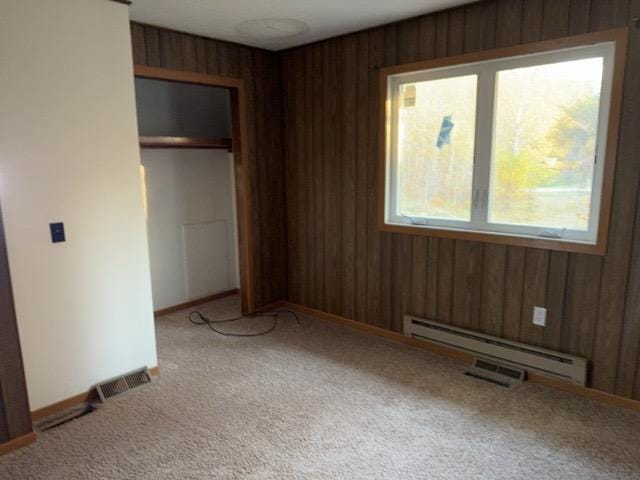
[139,136,232,150]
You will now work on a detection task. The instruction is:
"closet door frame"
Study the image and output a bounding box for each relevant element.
[134,65,257,315]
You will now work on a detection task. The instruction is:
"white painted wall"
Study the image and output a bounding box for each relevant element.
[141,149,239,311]
[0,0,157,410]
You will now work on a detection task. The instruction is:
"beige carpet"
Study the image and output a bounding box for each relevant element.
[1,295,639,479]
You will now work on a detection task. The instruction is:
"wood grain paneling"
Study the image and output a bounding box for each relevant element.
[130,23,287,308]
[0,393,8,444]
[0,203,32,445]
[341,34,357,320]
[364,32,382,330]
[280,0,640,400]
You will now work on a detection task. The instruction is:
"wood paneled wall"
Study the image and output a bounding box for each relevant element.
[281,0,640,400]
[0,203,32,444]
[130,23,288,308]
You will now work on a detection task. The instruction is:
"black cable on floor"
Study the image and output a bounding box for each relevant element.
[187,309,301,337]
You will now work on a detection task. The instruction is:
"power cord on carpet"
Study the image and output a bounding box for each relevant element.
[188,309,301,337]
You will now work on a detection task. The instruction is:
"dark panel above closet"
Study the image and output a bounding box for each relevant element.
[135,77,231,139]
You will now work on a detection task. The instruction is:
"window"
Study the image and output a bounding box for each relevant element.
[381,31,626,254]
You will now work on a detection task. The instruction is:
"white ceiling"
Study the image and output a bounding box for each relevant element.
[129,0,478,51]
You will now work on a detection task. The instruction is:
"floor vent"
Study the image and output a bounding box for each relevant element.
[404,315,587,385]
[96,367,151,402]
[35,403,97,432]
[465,357,525,388]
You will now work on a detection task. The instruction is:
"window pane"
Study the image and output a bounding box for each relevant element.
[489,57,603,231]
[395,75,477,221]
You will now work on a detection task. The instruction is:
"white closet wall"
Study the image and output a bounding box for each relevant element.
[142,149,239,311]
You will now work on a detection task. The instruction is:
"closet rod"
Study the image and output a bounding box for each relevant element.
[140,136,232,150]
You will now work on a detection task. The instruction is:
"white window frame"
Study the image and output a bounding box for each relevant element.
[383,40,618,249]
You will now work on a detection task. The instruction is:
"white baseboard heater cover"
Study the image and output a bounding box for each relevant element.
[404,315,587,386]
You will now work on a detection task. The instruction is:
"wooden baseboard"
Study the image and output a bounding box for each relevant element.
[255,300,287,313]
[31,365,161,423]
[279,302,473,363]
[526,372,640,411]
[0,431,36,457]
[154,289,239,317]
[31,390,96,423]
[278,301,640,413]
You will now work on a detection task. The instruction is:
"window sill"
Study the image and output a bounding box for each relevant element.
[379,221,606,255]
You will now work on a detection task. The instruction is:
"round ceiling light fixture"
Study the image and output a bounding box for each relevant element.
[235,18,309,40]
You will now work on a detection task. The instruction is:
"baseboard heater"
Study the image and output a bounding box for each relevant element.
[403,315,587,386]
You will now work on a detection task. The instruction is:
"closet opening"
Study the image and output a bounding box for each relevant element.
[134,66,255,316]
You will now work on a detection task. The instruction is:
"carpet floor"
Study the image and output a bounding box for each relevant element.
[1,295,639,479]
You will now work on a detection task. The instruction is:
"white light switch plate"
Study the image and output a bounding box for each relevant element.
[532,306,547,327]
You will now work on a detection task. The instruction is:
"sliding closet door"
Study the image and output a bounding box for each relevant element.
[0,203,31,443]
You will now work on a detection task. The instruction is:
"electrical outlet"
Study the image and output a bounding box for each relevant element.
[532,306,547,327]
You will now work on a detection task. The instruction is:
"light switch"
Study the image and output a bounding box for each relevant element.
[50,222,66,243]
